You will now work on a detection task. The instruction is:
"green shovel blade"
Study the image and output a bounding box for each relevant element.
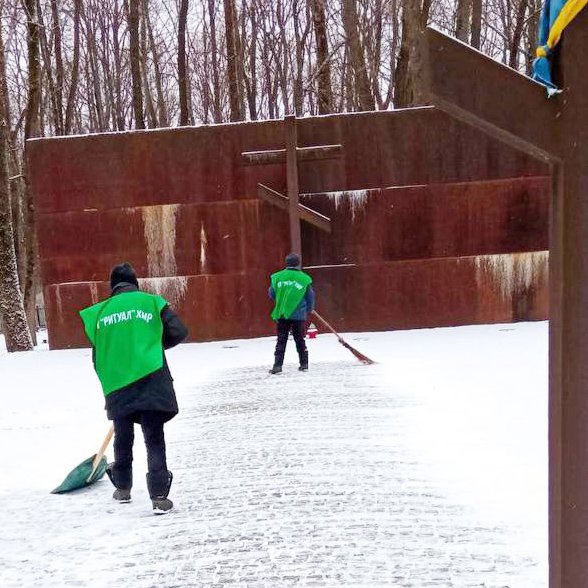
[51,454,108,494]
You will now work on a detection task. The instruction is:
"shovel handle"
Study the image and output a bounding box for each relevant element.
[87,425,114,482]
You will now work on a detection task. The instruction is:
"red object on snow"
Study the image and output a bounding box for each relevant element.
[307,323,318,339]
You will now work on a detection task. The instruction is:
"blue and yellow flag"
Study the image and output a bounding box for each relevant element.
[532,0,588,92]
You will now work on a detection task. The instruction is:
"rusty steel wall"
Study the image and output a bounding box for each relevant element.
[301,176,549,266]
[27,108,550,349]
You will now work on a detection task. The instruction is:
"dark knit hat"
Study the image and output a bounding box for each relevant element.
[110,262,139,290]
[285,252,301,268]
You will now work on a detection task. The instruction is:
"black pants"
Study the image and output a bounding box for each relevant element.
[273,319,308,368]
[110,411,171,498]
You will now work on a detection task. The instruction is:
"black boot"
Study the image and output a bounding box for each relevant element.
[298,350,308,372]
[269,365,283,374]
[152,496,173,514]
[106,462,132,502]
[112,489,132,503]
[147,470,173,514]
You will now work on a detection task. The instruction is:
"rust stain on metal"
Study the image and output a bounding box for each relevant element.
[27,110,550,349]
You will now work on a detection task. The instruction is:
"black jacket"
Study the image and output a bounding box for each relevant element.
[97,283,189,422]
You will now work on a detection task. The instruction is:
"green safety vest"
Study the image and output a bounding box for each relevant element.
[270,268,312,320]
[80,291,168,395]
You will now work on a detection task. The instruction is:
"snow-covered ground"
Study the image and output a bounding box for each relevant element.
[0,322,548,587]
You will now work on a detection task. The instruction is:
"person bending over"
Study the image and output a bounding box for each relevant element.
[80,263,188,514]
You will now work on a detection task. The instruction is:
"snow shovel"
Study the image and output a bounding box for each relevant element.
[311,311,375,365]
[51,426,114,494]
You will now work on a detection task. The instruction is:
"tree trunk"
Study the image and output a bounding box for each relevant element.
[509,0,529,70]
[455,0,472,42]
[383,0,400,108]
[139,6,157,128]
[242,0,258,120]
[24,0,41,141]
[127,0,144,129]
[36,0,61,135]
[394,0,429,108]
[308,0,332,114]
[471,0,482,49]
[341,0,375,111]
[207,0,222,122]
[224,0,243,121]
[178,0,189,125]
[84,14,106,131]
[0,28,32,352]
[23,0,41,344]
[368,0,385,109]
[112,0,125,131]
[65,0,81,133]
[51,0,64,133]
[276,0,290,114]
[525,0,541,75]
[292,0,310,116]
[143,0,168,126]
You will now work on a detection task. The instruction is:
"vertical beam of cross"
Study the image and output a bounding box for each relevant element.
[241,115,340,258]
[285,114,302,254]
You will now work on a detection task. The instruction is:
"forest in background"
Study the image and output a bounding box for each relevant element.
[0,0,543,350]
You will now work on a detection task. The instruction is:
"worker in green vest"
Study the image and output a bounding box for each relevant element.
[268,253,315,374]
[80,263,187,514]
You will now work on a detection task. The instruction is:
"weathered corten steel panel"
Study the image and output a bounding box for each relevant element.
[44,252,548,350]
[309,253,548,332]
[301,176,550,266]
[27,108,550,349]
[28,108,547,215]
[36,175,549,287]
[37,200,289,286]
[44,272,276,349]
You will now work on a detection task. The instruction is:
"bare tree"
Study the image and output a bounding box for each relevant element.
[127,0,145,128]
[241,0,258,120]
[140,5,157,128]
[0,26,32,352]
[394,0,431,108]
[22,0,41,343]
[224,0,243,121]
[455,0,472,42]
[525,0,542,75]
[292,0,311,115]
[143,0,168,126]
[471,0,482,49]
[342,0,375,111]
[308,0,332,114]
[206,0,222,122]
[63,0,81,134]
[0,0,546,161]
[509,0,529,69]
[178,0,190,125]
[111,0,126,131]
[36,0,61,135]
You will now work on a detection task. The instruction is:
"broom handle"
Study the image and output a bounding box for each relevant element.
[87,425,114,481]
[311,310,344,342]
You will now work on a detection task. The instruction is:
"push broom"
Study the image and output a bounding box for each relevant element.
[311,310,375,365]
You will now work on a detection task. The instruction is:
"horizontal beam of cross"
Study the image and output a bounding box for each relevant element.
[242,144,342,166]
[257,183,331,233]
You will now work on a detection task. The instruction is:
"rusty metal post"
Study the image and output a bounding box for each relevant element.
[425,11,588,584]
[284,114,301,255]
[549,160,564,588]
